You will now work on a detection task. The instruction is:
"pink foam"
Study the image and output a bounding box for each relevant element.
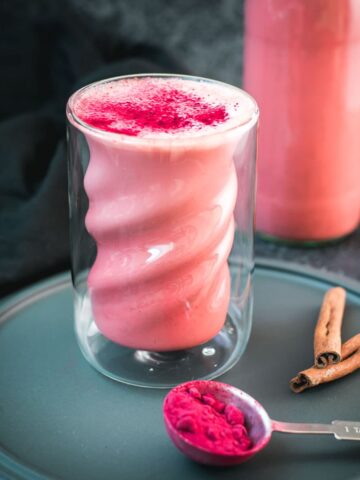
[71,77,254,138]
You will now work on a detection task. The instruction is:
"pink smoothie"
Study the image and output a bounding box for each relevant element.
[68,76,256,351]
[244,0,360,241]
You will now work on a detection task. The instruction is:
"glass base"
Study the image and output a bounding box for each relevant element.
[74,294,252,389]
[256,231,353,248]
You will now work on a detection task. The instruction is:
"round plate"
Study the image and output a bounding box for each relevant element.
[0,259,359,480]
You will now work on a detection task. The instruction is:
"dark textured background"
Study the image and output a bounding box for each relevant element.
[0,0,359,298]
[68,0,245,85]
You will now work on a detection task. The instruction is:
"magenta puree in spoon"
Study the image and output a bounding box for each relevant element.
[164,382,252,456]
[164,380,360,466]
[68,76,256,351]
[163,380,272,466]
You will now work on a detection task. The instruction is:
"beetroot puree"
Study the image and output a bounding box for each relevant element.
[164,385,252,455]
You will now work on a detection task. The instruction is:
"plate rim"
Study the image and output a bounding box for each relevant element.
[2,259,360,321]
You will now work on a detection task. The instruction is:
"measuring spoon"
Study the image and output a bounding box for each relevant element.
[163,380,360,466]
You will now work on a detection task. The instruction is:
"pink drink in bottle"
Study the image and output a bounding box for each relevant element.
[244,0,360,242]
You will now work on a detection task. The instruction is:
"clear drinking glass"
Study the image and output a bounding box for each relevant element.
[66,74,258,388]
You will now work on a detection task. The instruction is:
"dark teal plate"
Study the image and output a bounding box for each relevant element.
[0,260,359,480]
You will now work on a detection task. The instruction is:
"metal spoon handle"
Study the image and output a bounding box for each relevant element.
[272,420,360,440]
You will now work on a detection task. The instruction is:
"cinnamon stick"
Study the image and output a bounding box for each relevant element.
[314,287,346,368]
[290,333,360,393]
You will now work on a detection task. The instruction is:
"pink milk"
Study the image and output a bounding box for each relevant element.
[69,76,256,351]
[244,0,360,242]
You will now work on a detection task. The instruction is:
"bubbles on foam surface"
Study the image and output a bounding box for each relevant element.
[71,77,256,139]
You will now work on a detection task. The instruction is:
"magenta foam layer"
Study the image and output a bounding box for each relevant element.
[71,76,255,138]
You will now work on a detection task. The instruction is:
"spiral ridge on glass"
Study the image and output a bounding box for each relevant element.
[83,137,237,351]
